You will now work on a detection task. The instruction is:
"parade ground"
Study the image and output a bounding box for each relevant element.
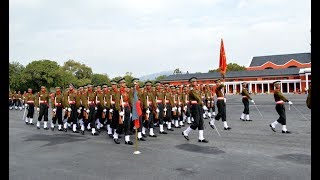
[9,94,311,180]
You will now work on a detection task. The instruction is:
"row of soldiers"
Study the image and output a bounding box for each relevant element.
[14,78,229,145]
[9,90,26,110]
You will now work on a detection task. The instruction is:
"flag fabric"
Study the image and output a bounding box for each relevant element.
[219,38,227,77]
[132,88,142,128]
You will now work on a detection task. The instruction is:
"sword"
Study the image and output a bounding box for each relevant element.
[292,104,309,121]
[22,104,27,121]
[253,104,263,120]
[209,117,221,137]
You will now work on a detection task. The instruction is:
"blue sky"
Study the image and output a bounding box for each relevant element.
[9,0,311,78]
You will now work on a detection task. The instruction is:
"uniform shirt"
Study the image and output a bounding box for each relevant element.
[51,92,64,108]
[154,88,165,104]
[109,88,120,111]
[36,91,50,107]
[103,90,111,109]
[215,84,225,98]
[189,85,203,105]
[143,89,156,110]
[64,90,77,108]
[96,91,104,108]
[273,88,288,102]
[241,88,252,100]
[25,93,36,104]
[80,91,88,109]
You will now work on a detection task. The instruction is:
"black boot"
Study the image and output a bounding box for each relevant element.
[114,138,120,144]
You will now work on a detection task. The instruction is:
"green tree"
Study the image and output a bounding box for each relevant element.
[62,60,93,80]
[123,72,135,87]
[91,73,110,86]
[9,61,26,91]
[208,63,246,72]
[155,75,167,81]
[22,60,61,92]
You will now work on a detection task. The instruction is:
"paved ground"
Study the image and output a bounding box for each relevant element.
[9,94,311,180]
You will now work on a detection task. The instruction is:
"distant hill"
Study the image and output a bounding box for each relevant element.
[139,70,176,81]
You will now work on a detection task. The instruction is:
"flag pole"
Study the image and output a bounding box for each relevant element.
[133,126,140,154]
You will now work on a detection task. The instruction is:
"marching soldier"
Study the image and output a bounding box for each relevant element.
[171,86,180,128]
[204,85,215,118]
[24,88,36,125]
[110,80,123,144]
[35,86,50,130]
[9,91,13,110]
[87,85,99,135]
[177,86,185,127]
[183,86,192,124]
[182,77,208,143]
[269,81,293,133]
[154,81,167,134]
[12,91,17,110]
[118,79,133,145]
[130,78,146,141]
[240,82,255,121]
[95,86,105,132]
[16,91,23,111]
[102,85,113,138]
[142,81,157,137]
[79,86,89,135]
[163,83,174,131]
[209,79,231,130]
[51,87,64,131]
[64,84,79,133]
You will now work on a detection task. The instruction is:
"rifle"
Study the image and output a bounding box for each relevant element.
[172,94,177,116]
[178,95,181,116]
[164,95,167,116]
[145,95,150,121]
[109,94,113,120]
[119,95,124,125]
[102,95,106,119]
[155,96,159,119]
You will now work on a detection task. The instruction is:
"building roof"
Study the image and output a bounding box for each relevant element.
[161,68,301,82]
[249,53,311,67]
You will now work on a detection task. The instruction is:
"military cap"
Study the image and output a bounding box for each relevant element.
[118,78,126,84]
[189,77,197,83]
[132,78,140,83]
[102,85,108,88]
[273,81,281,85]
[170,86,176,89]
[214,79,221,83]
[96,85,101,89]
[87,84,93,88]
[155,81,161,86]
[28,88,32,90]
[164,83,170,87]
[84,86,88,89]
[111,81,117,85]
[41,86,46,89]
[145,81,152,86]
[55,87,61,89]
[176,86,180,90]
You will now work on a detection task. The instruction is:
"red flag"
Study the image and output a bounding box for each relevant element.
[219,38,227,77]
[132,88,142,128]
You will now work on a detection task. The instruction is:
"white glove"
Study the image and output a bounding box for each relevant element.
[109,109,113,113]
[178,107,181,112]
[37,107,40,112]
[184,106,187,111]
[103,109,107,113]
[130,113,132,118]
[86,109,90,113]
[77,109,81,113]
[211,101,214,104]
[68,108,71,112]
[288,101,293,105]
[79,107,82,110]
[156,108,160,113]
[64,108,68,111]
[203,106,208,111]
[251,100,255,104]
[224,98,226,103]
[53,108,56,112]
[164,107,167,112]
[172,106,177,111]
[25,104,29,107]
[119,111,124,116]
[146,109,150,114]
[95,107,98,111]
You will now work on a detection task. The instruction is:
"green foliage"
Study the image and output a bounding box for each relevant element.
[62,60,93,80]
[9,61,25,91]
[208,63,246,73]
[155,75,167,81]
[91,73,110,86]
[22,60,60,92]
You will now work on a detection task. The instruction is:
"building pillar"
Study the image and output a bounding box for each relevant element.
[300,81,302,93]
[280,82,283,93]
[240,83,242,93]
[262,83,264,93]
[268,83,270,93]
[294,82,296,93]
[254,83,258,93]
[249,83,252,93]
[306,74,309,90]
[287,82,289,93]
[226,84,229,94]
